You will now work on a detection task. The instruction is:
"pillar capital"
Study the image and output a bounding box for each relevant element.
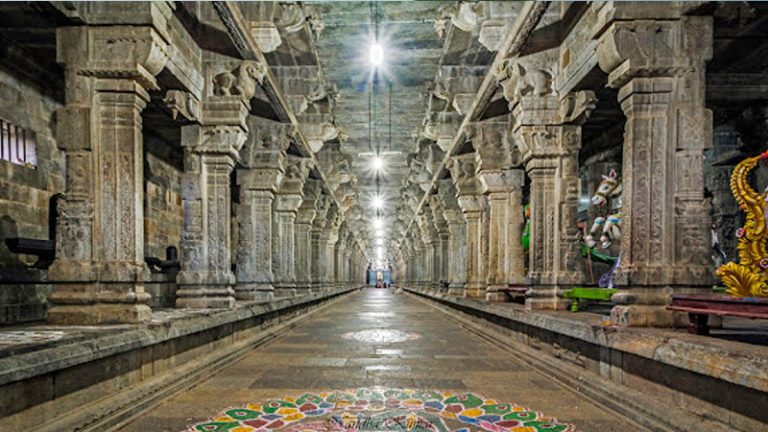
[594,9,712,89]
[447,153,483,196]
[56,25,170,93]
[478,169,525,195]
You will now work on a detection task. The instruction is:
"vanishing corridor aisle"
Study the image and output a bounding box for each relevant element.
[120,289,639,432]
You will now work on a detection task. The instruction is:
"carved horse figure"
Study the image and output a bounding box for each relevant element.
[585,169,622,250]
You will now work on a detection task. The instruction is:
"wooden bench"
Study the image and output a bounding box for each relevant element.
[668,294,768,335]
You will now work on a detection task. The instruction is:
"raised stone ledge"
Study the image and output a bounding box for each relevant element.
[404,288,768,393]
[404,287,767,431]
[0,288,357,387]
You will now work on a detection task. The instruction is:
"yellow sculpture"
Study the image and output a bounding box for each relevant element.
[716,150,768,297]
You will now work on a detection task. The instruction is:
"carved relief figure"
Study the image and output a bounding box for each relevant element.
[213,60,267,101]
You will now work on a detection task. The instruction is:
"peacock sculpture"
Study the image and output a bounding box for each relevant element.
[715,150,768,297]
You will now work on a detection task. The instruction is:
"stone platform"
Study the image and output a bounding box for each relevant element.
[405,287,768,432]
[0,288,359,431]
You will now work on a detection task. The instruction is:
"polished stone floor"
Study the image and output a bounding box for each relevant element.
[119,289,640,432]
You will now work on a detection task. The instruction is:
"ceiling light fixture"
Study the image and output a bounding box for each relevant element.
[371,155,384,171]
[369,42,384,67]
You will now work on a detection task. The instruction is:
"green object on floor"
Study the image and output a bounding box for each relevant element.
[713,286,726,293]
[562,287,618,312]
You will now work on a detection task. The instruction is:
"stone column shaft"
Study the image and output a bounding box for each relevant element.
[273,194,302,297]
[176,124,245,308]
[47,24,171,324]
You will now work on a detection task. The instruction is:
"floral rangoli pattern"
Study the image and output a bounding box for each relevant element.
[187,388,575,432]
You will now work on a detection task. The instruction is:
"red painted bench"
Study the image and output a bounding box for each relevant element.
[667,294,768,335]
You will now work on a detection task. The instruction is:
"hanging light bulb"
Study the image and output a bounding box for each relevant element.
[371,195,384,209]
[371,155,384,172]
[369,42,384,67]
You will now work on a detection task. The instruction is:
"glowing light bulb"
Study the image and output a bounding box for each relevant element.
[371,196,384,209]
[369,42,384,67]
[372,219,383,229]
[376,238,384,245]
[375,229,384,237]
[372,156,384,171]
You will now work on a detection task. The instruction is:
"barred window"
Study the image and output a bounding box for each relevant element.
[0,118,37,168]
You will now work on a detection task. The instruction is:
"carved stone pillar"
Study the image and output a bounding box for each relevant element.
[479,169,526,300]
[458,195,487,298]
[448,154,487,298]
[430,195,450,293]
[325,209,341,291]
[439,179,467,296]
[176,122,246,308]
[176,54,266,309]
[513,125,582,310]
[273,155,311,298]
[48,25,170,324]
[416,210,436,291]
[310,196,330,292]
[334,230,347,290]
[470,121,527,301]
[234,126,287,301]
[295,179,320,295]
[595,10,714,326]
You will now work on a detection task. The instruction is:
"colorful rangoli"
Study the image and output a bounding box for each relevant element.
[187,388,575,432]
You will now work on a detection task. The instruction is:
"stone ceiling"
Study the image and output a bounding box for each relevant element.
[313,1,450,249]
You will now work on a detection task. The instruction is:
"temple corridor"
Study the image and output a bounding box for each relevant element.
[1,1,768,430]
[119,289,636,432]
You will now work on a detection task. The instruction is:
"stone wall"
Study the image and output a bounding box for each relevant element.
[143,133,184,308]
[0,67,63,324]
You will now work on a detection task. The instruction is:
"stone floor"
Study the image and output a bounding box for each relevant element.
[118,288,641,432]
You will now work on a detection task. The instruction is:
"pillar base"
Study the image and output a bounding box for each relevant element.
[46,280,152,324]
[294,283,313,296]
[274,284,297,298]
[234,283,274,301]
[176,285,235,309]
[447,283,464,297]
[464,285,486,299]
[47,303,151,325]
[609,286,714,327]
[525,286,571,311]
[485,285,508,302]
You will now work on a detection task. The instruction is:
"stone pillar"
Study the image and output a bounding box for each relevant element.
[429,195,450,293]
[176,122,246,308]
[310,195,330,292]
[47,24,170,324]
[502,73,593,309]
[334,228,347,290]
[595,9,714,326]
[325,208,341,291]
[470,121,527,301]
[295,179,320,295]
[458,195,487,298]
[234,127,287,301]
[416,210,436,291]
[273,155,311,298]
[480,169,526,300]
[438,179,467,296]
[448,153,487,298]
